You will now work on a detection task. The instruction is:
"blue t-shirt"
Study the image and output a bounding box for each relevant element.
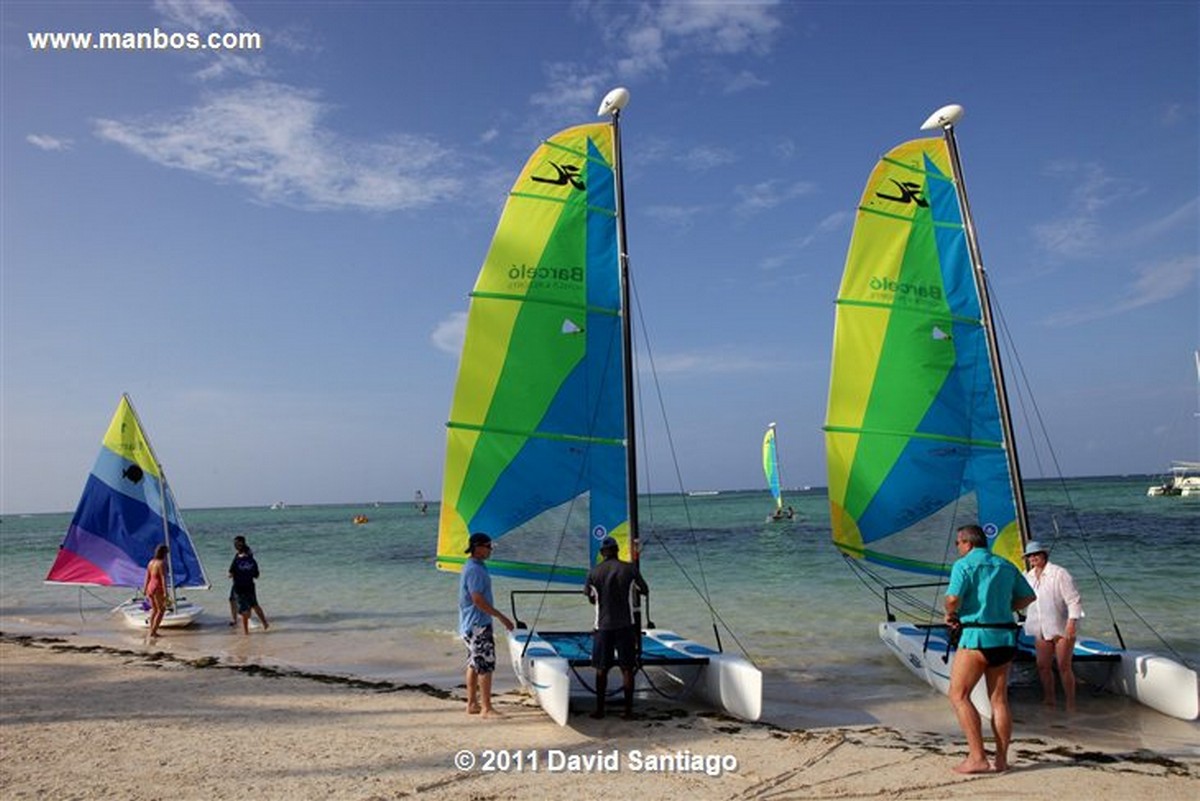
[459,558,494,635]
[946,546,1035,649]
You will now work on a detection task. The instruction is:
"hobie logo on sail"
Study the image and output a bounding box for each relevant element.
[869,276,942,301]
[532,161,586,191]
[875,178,928,207]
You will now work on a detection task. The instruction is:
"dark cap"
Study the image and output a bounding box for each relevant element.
[599,536,618,551]
[465,532,492,553]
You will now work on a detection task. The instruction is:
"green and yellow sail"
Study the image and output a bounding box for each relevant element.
[436,122,628,582]
[824,137,1022,576]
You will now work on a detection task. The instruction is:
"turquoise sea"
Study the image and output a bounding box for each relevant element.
[2,475,1197,753]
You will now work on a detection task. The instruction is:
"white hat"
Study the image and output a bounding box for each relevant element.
[1023,540,1048,557]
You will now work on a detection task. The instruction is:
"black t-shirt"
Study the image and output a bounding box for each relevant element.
[229,553,259,591]
[584,557,648,630]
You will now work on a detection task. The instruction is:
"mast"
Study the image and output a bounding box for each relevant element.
[922,105,1032,546]
[123,393,178,596]
[598,87,640,569]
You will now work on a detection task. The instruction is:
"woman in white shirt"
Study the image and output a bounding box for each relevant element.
[1022,541,1084,711]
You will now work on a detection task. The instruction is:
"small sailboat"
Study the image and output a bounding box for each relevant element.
[46,394,210,628]
[762,423,793,521]
[436,87,761,726]
[824,104,1197,720]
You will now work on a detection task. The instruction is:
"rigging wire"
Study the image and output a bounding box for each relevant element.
[627,265,757,664]
[988,279,1190,664]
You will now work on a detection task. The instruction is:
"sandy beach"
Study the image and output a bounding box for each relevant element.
[1,635,1196,800]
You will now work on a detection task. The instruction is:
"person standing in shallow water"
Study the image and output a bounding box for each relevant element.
[944,524,1035,774]
[1022,540,1083,712]
[143,544,169,638]
[584,536,648,720]
[459,532,513,718]
[229,536,269,634]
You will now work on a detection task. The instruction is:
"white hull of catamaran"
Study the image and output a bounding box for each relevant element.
[1093,650,1199,721]
[506,630,571,726]
[118,599,204,629]
[885,623,1199,721]
[505,628,762,726]
[879,622,993,717]
[642,629,763,722]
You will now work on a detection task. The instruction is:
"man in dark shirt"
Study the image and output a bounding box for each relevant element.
[583,536,648,719]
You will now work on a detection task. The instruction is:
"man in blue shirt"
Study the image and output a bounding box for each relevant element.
[459,532,513,718]
[945,524,1035,774]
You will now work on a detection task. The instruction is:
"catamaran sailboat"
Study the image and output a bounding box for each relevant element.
[435,88,761,726]
[824,105,1198,721]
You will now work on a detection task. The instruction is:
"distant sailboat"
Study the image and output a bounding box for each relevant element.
[762,423,793,521]
[435,87,761,725]
[45,394,210,628]
[824,104,1197,720]
[414,489,428,514]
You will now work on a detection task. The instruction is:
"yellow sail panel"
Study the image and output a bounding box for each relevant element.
[102,395,161,480]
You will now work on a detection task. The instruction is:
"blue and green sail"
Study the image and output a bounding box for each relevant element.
[824,137,1023,577]
[762,424,783,511]
[436,122,628,583]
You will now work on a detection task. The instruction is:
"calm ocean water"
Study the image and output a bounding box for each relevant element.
[3,475,1197,751]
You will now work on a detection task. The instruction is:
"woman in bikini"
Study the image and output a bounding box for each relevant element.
[143,544,169,637]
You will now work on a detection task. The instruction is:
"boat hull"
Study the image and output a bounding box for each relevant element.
[884,623,1199,721]
[119,599,204,629]
[507,630,572,725]
[506,628,761,726]
[879,622,992,716]
[1089,650,1199,721]
[642,630,762,722]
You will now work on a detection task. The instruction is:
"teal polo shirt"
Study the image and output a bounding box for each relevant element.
[947,547,1035,649]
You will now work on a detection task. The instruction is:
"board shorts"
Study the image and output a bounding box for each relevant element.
[464,625,496,674]
[591,625,638,670]
[233,586,258,614]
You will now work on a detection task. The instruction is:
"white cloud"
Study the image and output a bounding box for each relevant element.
[645,204,710,229]
[679,144,736,171]
[153,0,267,80]
[733,179,815,215]
[94,82,461,212]
[1033,161,1132,258]
[432,312,468,356]
[531,62,611,114]
[648,348,778,375]
[154,0,243,30]
[719,68,769,94]
[1045,254,1198,326]
[27,134,72,151]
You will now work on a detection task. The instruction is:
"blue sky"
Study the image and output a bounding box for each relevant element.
[2,1,1196,514]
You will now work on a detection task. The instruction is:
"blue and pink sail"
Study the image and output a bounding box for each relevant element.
[45,395,209,591]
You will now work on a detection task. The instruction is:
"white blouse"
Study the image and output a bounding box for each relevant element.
[1023,561,1084,640]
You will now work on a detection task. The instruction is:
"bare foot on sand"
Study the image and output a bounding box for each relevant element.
[992,757,1009,773]
[952,758,993,775]
[466,704,481,715]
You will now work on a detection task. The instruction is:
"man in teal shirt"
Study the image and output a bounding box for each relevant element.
[944,524,1036,774]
